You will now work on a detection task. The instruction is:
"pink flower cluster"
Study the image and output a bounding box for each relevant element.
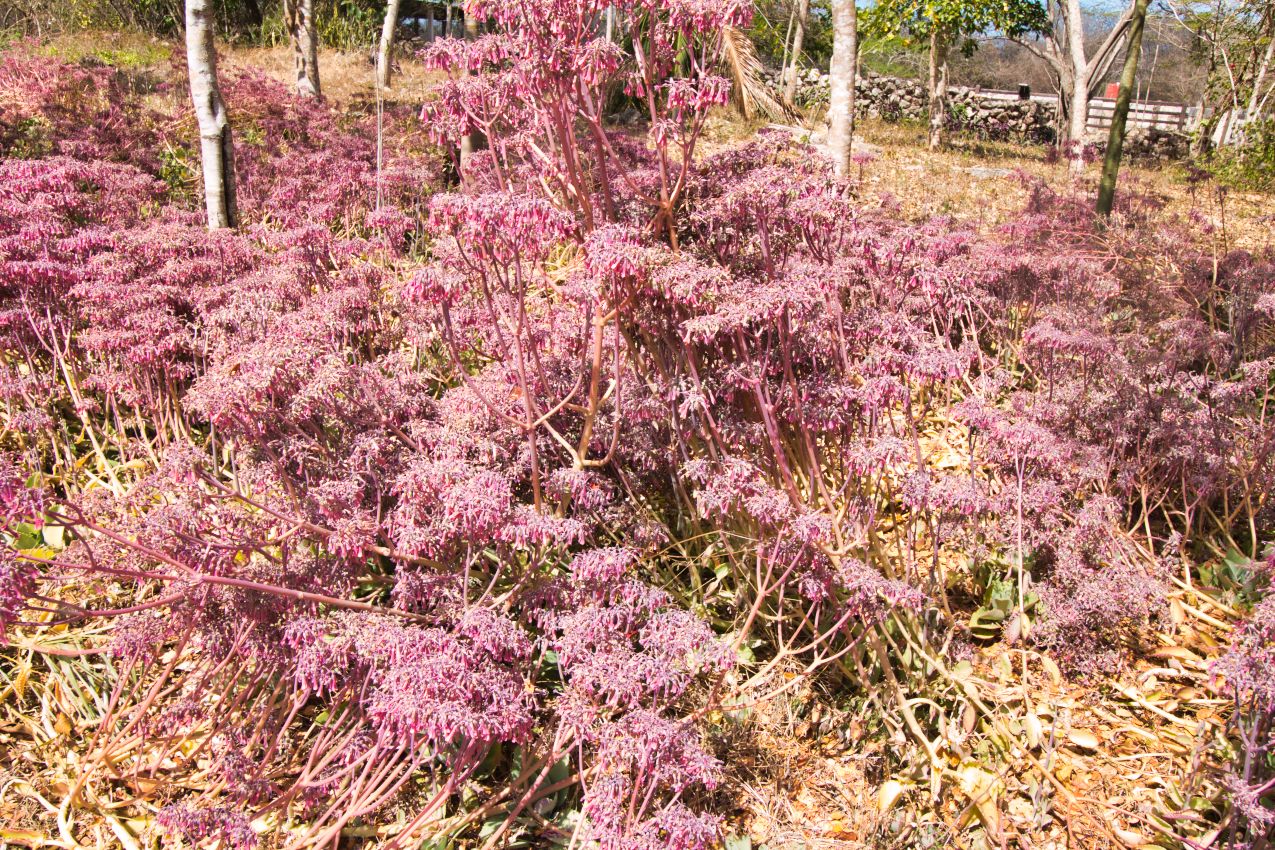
[1,8,1274,847]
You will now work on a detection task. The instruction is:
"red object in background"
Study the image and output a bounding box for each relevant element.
[1105,82,1121,98]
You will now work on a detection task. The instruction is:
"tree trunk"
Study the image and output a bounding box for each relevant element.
[927,27,948,150]
[1049,68,1068,146]
[185,0,237,230]
[377,0,402,90]
[1246,26,1274,118]
[1067,72,1089,166]
[780,4,795,78]
[1192,106,1221,158]
[1064,0,1090,172]
[782,0,810,108]
[460,9,486,175]
[1017,0,1134,158]
[1096,0,1151,216]
[284,0,320,98]
[827,0,857,176]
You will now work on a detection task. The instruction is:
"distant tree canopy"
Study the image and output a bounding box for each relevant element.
[0,0,452,46]
[1170,0,1273,112]
[859,0,1047,54]
[748,0,835,68]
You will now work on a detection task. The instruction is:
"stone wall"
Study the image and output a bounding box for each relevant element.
[764,67,1189,161]
[1120,127,1190,161]
[766,67,1056,141]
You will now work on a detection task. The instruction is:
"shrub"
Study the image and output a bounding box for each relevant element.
[1208,117,1275,193]
[1,9,1273,849]
[1214,557,1275,844]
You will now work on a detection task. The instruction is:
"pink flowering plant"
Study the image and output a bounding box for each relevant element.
[2,5,1275,848]
[420,0,748,241]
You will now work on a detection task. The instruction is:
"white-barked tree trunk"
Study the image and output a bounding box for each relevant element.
[1064,0,1089,171]
[782,0,810,107]
[186,0,237,229]
[284,0,321,97]
[377,0,403,90]
[827,0,857,176]
[927,27,948,150]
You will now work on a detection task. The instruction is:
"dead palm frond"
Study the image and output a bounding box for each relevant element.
[720,26,797,123]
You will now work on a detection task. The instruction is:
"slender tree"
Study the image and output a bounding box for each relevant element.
[1060,0,1129,169]
[926,24,950,149]
[284,0,321,97]
[781,2,796,74]
[1248,26,1274,118]
[185,0,237,229]
[827,0,857,175]
[377,0,403,90]
[1097,0,1152,215]
[1011,0,1137,171]
[782,0,811,107]
[1166,0,1275,150]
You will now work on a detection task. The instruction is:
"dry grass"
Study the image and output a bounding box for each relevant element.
[705,111,1273,252]
[846,117,1274,252]
[22,34,439,113]
[712,586,1237,850]
[221,42,441,111]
